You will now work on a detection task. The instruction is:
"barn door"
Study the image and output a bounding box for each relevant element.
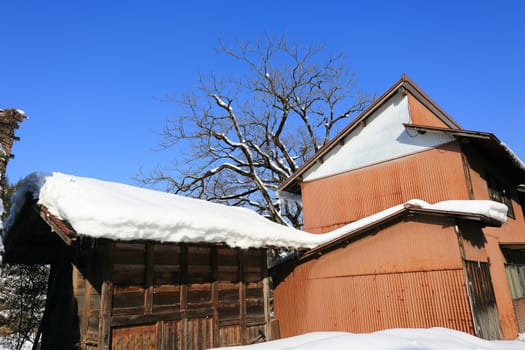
[112,323,160,349]
[111,319,214,350]
[464,261,502,339]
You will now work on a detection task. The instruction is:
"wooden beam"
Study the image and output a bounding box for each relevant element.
[145,242,154,314]
[239,249,247,344]
[211,246,219,347]
[98,241,114,350]
[37,205,75,245]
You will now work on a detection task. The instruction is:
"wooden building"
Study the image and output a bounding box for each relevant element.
[2,173,309,349]
[276,75,525,340]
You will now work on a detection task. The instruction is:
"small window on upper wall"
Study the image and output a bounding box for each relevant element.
[517,185,525,221]
[486,173,515,218]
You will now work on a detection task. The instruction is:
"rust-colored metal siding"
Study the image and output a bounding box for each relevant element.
[302,143,468,233]
[273,217,475,337]
[461,144,525,339]
[463,144,525,243]
[407,94,451,128]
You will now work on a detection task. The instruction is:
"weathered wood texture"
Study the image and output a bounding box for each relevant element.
[71,239,271,349]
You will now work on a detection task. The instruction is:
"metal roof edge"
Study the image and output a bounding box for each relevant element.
[400,75,462,130]
[403,124,497,141]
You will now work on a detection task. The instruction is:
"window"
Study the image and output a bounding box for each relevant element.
[486,173,515,218]
[517,185,525,220]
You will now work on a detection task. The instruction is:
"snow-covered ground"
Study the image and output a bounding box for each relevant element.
[213,328,525,350]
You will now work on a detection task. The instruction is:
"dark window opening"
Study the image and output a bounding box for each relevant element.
[517,185,525,221]
[486,174,515,218]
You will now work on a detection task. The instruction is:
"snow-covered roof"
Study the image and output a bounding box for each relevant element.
[3,172,508,251]
[4,172,323,250]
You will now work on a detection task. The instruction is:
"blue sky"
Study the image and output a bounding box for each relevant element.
[1,1,524,186]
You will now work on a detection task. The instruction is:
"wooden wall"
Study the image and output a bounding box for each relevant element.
[71,239,271,349]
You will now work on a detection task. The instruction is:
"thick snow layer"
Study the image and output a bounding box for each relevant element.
[4,172,323,249]
[3,172,508,250]
[213,328,524,350]
[303,93,454,182]
[424,200,508,224]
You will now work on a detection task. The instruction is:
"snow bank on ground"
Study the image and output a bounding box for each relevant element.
[3,172,509,251]
[213,328,524,350]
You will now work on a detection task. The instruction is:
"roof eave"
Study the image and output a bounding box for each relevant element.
[406,207,503,227]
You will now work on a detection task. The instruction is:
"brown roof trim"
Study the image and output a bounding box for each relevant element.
[38,205,77,245]
[500,243,525,250]
[404,124,497,141]
[400,74,462,130]
[406,207,502,227]
[279,75,462,194]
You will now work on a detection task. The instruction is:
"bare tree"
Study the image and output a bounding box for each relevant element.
[138,35,371,228]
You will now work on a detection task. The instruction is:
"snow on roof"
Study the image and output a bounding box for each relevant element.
[301,199,507,247]
[2,172,508,251]
[212,328,524,350]
[421,199,508,223]
[3,172,323,249]
[501,142,525,173]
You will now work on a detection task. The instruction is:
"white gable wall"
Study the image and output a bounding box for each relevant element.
[303,92,455,182]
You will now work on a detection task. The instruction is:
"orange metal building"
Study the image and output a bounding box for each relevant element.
[275,75,525,340]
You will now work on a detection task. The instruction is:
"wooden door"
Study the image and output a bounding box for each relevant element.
[112,324,159,349]
[464,261,502,339]
[111,319,216,350]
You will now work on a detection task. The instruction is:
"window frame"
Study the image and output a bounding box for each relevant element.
[486,173,515,218]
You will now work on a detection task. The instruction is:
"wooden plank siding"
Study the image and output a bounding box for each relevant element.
[71,239,271,349]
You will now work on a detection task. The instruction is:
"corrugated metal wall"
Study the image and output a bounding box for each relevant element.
[301,143,468,233]
[462,144,525,338]
[407,94,450,128]
[274,218,475,337]
[275,266,473,336]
